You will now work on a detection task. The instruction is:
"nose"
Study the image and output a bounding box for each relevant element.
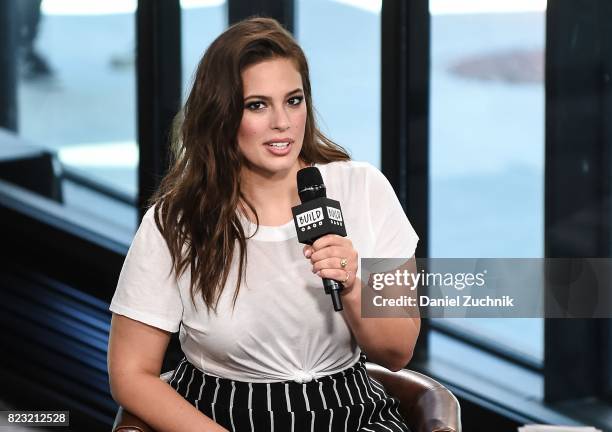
[270,105,290,131]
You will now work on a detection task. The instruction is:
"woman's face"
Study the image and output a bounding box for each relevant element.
[237,57,307,178]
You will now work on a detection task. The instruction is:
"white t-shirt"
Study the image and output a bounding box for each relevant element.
[109,161,419,383]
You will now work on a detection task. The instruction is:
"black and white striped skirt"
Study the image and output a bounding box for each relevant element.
[168,354,410,432]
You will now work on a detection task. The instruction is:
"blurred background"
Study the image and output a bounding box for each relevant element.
[0,0,610,430]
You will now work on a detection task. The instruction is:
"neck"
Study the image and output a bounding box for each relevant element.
[239,160,309,223]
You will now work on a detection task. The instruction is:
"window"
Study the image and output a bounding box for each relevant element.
[4,0,138,231]
[429,0,546,364]
[181,0,227,103]
[297,0,381,166]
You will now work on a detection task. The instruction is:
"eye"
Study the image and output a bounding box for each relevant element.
[288,96,304,106]
[246,101,266,111]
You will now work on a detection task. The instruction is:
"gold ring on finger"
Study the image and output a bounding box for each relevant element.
[340,257,348,269]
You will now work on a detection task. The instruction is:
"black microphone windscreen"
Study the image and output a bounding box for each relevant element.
[297,166,326,202]
[297,166,323,189]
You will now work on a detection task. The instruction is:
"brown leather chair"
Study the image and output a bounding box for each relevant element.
[112,363,461,432]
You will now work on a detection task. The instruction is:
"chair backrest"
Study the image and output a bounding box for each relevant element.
[366,363,462,432]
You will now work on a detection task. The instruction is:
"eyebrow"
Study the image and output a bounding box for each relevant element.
[244,88,303,102]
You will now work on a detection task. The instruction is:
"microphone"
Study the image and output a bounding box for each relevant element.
[292,167,347,311]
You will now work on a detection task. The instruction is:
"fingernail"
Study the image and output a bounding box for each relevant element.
[304,249,312,258]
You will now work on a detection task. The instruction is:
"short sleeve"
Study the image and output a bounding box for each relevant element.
[109,206,183,332]
[364,164,419,259]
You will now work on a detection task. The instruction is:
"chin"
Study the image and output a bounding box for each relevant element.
[256,150,303,175]
[263,159,301,175]
[241,143,304,177]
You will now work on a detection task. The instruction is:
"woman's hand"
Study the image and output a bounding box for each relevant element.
[303,234,359,296]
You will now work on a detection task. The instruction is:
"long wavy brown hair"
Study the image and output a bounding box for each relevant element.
[148,17,350,313]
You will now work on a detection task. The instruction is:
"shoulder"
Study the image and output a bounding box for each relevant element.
[315,160,395,208]
[142,204,156,222]
[136,204,167,241]
[318,160,390,189]
[140,204,159,230]
[317,160,380,179]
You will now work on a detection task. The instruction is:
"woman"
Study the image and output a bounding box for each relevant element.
[107,17,419,432]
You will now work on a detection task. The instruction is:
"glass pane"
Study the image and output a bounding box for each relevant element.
[429,0,546,363]
[297,0,381,166]
[181,0,227,103]
[6,0,138,230]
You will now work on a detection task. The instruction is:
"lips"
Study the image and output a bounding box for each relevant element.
[264,138,293,155]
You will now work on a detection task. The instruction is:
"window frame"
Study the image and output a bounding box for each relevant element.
[380,0,612,428]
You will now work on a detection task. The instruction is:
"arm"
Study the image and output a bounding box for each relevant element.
[340,258,420,372]
[108,314,229,432]
[305,237,420,372]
